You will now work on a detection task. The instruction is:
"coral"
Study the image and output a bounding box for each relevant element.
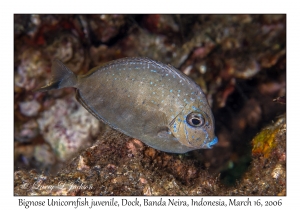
[141,14,179,36]
[14,49,49,91]
[236,116,286,195]
[14,119,39,143]
[37,98,100,161]
[44,33,85,73]
[14,130,216,195]
[87,14,127,44]
[34,144,55,165]
[252,126,280,158]
[19,100,41,117]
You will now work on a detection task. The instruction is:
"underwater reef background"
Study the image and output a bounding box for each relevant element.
[14,14,286,195]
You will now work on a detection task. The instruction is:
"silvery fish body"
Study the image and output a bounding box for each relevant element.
[37,57,218,153]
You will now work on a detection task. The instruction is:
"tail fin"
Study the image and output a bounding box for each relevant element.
[35,59,77,92]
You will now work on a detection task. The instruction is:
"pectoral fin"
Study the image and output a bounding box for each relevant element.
[143,110,171,137]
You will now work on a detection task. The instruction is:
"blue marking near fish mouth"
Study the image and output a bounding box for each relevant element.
[206,136,218,148]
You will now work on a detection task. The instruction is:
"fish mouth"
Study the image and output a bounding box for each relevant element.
[206,136,218,148]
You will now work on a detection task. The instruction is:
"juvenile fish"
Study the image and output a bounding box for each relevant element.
[37,57,218,153]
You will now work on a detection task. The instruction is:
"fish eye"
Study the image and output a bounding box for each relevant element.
[186,112,205,127]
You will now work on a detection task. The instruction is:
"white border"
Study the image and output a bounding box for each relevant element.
[2,0,297,209]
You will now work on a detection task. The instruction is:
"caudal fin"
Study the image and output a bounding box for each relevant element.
[35,59,77,92]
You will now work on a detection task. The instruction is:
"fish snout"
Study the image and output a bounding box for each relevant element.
[206,136,218,148]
